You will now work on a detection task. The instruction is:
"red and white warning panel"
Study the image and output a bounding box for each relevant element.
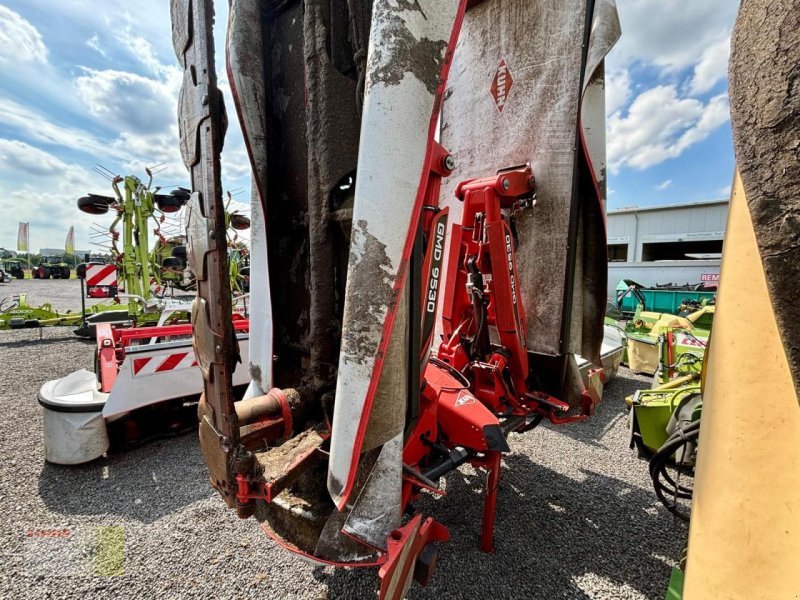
[133,352,198,377]
[86,263,118,297]
[102,338,250,418]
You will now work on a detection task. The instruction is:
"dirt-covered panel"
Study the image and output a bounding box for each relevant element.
[729,0,800,396]
[261,4,312,390]
[303,0,362,393]
[439,0,589,356]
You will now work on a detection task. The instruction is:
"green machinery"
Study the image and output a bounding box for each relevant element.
[3,260,26,279]
[616,279,716,315]
[0,293,118,329]
[31,256,72,280]
[624,307,712,522]
[73,169,194,334]
[1,170,251,332]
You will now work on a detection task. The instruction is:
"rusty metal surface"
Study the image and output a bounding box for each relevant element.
[171,0,241,502]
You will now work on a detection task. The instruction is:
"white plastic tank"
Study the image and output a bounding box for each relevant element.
[38,369,109,465]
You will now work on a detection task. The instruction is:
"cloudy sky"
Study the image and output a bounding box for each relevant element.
[0,0,738,253]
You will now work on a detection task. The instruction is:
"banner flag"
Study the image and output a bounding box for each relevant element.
[65,226,75,255]
[17,222,29,252]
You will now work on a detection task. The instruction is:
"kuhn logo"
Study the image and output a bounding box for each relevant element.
[490,58,513,113]
[455,390,477,407]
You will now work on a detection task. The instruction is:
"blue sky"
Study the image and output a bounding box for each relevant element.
[0,0,738,252]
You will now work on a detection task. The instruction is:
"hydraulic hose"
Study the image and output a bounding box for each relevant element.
[649,419,701,522]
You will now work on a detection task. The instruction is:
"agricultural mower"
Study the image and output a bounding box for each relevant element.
[38,318,253,465]
[623,305,713,522]
[35,175,255,462]
[172,0,620,596]
[73,170,251,336]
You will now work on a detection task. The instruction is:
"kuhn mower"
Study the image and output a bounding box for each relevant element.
[38,318,253,465]
[173,0,619,596]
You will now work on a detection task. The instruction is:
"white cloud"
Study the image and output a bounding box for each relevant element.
[0,139,69,175]
[221,144,252,181]
[0,5,47,64]
[609,2,737,74]
[0,0,248,252]
[607,86,729,173]
[0,147,102,254]
[602,1,736,174]
[0,98,110,156]
[75,68,176,134]
[655,179,672,191]
[689,35,730,95]
[86,33,107,58]
[117,25,180,82]
[718,184,732,198]
[605,69,631,116]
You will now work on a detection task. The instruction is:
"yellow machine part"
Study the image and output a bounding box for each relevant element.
[684,172,800,598]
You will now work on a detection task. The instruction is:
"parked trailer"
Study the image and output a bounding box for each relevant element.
[607,260,719,299]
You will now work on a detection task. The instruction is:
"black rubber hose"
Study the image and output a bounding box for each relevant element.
[650,422,700,499]
[650,420,701,521]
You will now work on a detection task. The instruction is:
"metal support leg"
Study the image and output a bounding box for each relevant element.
[480,451,501,553]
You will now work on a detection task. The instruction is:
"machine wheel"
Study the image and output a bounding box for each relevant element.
[170,188,191,203]
[77,194,113,215]
[155,194,183,213]
[171,245,187,260]
[230,214,250,230]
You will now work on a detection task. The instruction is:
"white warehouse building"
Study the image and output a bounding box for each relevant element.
[605,199,728,298]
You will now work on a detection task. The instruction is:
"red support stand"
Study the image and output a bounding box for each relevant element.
[479,451,501,554]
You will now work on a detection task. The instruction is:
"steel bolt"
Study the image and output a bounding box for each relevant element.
[201,94,209,106]
[502,177,511,190]
[444,155,456,171]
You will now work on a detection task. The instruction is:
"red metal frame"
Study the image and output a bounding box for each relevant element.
[95,318,250,393]
[388,164,605,587]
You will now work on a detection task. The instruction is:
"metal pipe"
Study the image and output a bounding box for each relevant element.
[422,447,472,481]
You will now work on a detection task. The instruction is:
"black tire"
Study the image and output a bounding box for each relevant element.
[170,188,191,203]
[155,194,183,213]
[171,245,187,260]
[162,257,183,270]
[230,213,250,230]
[78,194,113,215]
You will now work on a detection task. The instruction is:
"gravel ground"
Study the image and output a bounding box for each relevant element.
[0,281,686,599]
[0,278,106,313]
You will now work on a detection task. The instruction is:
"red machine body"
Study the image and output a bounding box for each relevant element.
[231,156,604,571]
